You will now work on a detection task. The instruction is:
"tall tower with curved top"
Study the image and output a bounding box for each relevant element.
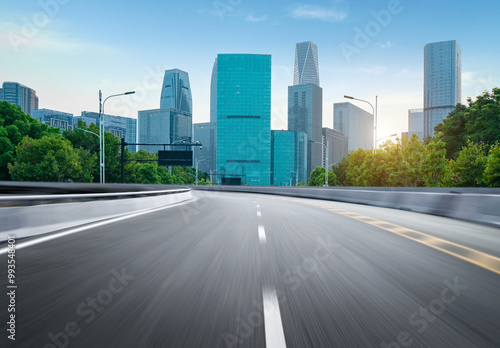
[293,41,320,86]
[160,69,192,114]
[289,41,322,180]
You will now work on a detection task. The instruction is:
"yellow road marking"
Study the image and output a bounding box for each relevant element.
[318,206,500,275]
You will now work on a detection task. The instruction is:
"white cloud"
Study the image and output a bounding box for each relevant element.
[397,68,410,76]
[379,41,391,49]
[358,66,388,76]
[289,4,347,22]
[245,14,268,22]
[0,21,117,54]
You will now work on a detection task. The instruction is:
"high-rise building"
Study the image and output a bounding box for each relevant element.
[294,41,320,86]
[74,111,137,152]
[137,108,191,153]
[288,41,323,181]
[216,54,271,186]
[288,84,323,177]
[271,130,307,186]
[32,109,74,132]
[334,102,373,153]
[408,109,424,140]
[196,58,218,176]
[322,128,346,167]
[424,40,461,138]
[193,122,216,177]
[138,69,193,155]
[210,59,218,124]
[0,82,39,115]
[160,69,193,114]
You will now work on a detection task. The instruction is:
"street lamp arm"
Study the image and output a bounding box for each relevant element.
[100,90,135,184]
[76,128,99,137]
[103,91,136,106]
[376,133,398,144]
[344,95,374,115]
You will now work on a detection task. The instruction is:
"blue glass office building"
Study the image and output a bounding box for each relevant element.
[0,81,39,115]
[288,83,323,177]
[216,54,271,186]
[424,40,461,138]
[271,130,307,186]
[294,41,320,86]
[193,122,216,176]
[138,108,192,153]
[32,109,74,132]
[288,41,323,181]
[160,69,192,114]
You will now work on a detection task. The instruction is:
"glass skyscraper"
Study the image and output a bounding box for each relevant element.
[424,40,462,138]
[322,127,346,167]
[0,81,39,115]
[138,108,192,153]
[294,41,320,86]
[288,83,323,178]
[288,41,323,181]
[160,69,192,114]
[408,109,424,140]
[193,122,216,176]
[210,59,218,124]
[271,130,307,186]
[216,54,271,186]
[334,102,373,153]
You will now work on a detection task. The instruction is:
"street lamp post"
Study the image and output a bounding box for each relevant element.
[308,139,329,186]
[99,90,135,184]
[195,158,207,185]
[344,95,378,153]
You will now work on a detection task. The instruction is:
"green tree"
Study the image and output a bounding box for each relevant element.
[441,141,488,187]
[435,88,500,159]
[0,101,60,179]
[483,143,500,187]
[345,148,374,186]
[422,133,448,186]
[333,154,350,186]
[383,135,425,187]
[137,163,160,184]
[308,166,337,186]
[0,127,15,180]
[63,120,121,183]
[434,104,467,159]
[8,136,86,182]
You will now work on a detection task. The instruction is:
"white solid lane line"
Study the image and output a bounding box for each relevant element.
[263,287,287,348]
[0,198,195,255]
[258,224,267,243]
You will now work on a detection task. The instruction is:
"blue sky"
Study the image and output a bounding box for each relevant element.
[1,0,499,139]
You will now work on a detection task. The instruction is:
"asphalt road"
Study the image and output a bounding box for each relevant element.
[1,191,500,347]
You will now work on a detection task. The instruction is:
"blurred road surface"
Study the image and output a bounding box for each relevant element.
[1,191,500,347]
